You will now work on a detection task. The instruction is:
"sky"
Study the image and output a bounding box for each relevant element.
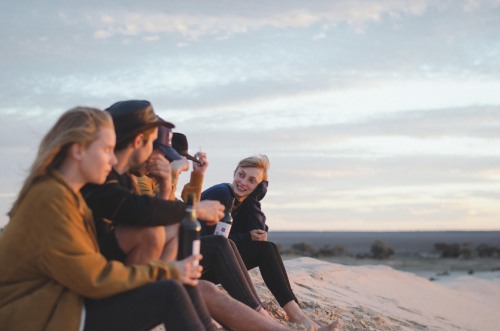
[1,0,500,231]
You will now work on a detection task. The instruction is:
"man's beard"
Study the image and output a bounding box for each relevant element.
[129,161,148,177]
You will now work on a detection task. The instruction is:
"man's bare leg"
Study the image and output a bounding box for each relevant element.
[115,225,166,265]
[197,280,341,331]
[284,300,321,331]
[159,224,179,262]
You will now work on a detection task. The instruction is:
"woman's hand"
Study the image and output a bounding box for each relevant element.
[250,229,268,241]
[173,255,203,286]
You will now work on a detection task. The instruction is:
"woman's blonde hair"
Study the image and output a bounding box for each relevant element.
[9,107,113,216]
[233,154,270,181]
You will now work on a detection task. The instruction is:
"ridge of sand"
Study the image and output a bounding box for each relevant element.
[247,257,500,331]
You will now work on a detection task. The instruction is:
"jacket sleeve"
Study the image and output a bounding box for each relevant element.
[181,171,204,203]
[82,181,185,227]
[201,183,251,243]
[37,187,179,300]
[136,175,157,197]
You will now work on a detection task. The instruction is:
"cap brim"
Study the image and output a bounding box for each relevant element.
[157,145,183,162]
[116,119,175,144]
[143,119,175,130]
[182,153,201,164]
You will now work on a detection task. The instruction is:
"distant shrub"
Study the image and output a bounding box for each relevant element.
[434,243,461,258]
[370,240,394,259]
[476,244,500,258]
[290,242,317,257]
[318,245,345,257]
[434,242,475,258]
[460,243,473,259]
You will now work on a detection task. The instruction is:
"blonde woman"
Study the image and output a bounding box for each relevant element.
[201,155,335,331]
[0,107,214,331]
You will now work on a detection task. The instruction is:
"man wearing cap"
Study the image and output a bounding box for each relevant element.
[136,130,207,203]
[81,100,224,265]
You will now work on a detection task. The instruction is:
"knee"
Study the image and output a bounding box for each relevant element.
[197,279,220,296]
[205,235,231,250]
[156,280,186,302]
[139,226,166,249]
[258,241,278,255]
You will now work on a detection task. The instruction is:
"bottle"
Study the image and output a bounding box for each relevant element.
[177,193,201,264]
[214,198,234,238]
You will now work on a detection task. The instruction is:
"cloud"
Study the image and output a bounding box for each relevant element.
[77,0,500,42]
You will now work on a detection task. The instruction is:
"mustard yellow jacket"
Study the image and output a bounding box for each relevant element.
[136,170,204,202]
[0,171,179,331]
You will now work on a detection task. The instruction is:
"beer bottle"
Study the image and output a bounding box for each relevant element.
[214,198,234,238]
[177,193,201,263]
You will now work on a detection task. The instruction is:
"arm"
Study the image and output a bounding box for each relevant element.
[181,171,204,203]
[82,181,186,227]
[37,186,179,300]
[229,181,269,243]
[181,152,208,203]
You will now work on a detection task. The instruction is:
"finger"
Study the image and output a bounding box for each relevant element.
[183,277,198,286]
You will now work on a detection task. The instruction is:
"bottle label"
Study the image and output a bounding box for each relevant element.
[214,223,232,238]
[192,239,201,266]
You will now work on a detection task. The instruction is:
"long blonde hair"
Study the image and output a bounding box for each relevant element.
[233,154,270,181]
[9,107,113,216]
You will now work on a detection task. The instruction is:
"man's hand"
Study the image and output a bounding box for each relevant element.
[195,200,224,225]
[193,152,208,174]
[250,229,268,241]
[146,152,171,181]
[173,255,203,286]
[146,151,172,199]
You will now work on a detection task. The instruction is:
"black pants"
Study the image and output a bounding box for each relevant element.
[200,235,262,310]
[84,281,216,331]
[235,240,298,307]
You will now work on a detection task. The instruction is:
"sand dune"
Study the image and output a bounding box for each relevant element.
[248,257,500,331]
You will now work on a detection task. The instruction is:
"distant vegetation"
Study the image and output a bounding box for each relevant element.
[434,242,500,258]
[278,240,500,259]
[370,240,395,259]
[279,240,394,259]
[279,242,345,258]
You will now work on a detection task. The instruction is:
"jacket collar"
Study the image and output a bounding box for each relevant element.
[248,180,268,201]
[49,169,87,214]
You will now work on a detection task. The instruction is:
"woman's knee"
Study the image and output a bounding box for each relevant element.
[204,234,231,251]
[255,240,277,253]
[153,280,187,302]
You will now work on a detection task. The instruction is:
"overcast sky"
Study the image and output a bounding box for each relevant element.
[1,0,500,231]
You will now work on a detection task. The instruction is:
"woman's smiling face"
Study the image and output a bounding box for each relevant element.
[232,167,264,199]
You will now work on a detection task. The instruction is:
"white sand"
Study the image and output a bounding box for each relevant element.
[248,257,500,331]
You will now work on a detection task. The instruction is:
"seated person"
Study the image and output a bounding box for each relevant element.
[201,155,332,331]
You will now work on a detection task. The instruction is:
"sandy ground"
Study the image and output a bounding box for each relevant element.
[249,257,500,331]
[152,257,500,330]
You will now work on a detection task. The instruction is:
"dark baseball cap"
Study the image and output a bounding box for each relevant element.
[154,124,183,162]
[172,132,199,163]
[105,100,174,144]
